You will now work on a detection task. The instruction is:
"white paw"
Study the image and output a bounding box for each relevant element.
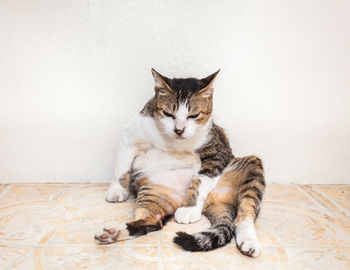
[235,220,261,257]
[105,187,129,202]
[174,206,202,224]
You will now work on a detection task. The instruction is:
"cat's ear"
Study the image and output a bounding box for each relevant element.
[151,68,173,95]
[197,69,220,98]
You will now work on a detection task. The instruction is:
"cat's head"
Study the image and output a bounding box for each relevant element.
[149,68,219,141]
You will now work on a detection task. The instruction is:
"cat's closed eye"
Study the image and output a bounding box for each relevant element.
[163,110,175,119]
[187,113,200,119]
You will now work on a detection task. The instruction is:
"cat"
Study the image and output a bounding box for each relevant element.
[94,69,265,257]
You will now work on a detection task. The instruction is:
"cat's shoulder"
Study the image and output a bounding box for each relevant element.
[196,122,232,152]
[123,113,163,145]
[210,123,230,142]
[125,113,154,130]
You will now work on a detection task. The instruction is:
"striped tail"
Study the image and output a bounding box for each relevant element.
[173,204,235,252]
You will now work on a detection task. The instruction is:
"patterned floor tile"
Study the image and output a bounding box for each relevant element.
[0,184,73,204]
[33,245,160,270]
[0,201,67,244]
[257,201,350,246]
[285,246,350,270]
[313,185,350,215]
[299,185,350,228]
[264,185,316,207]
[161,245,288,270]
[0,184,349,270]
[0,245,34,270]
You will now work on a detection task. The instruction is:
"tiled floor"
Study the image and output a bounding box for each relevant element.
[0,184,349,270]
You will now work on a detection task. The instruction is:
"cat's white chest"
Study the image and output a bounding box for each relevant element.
[132,148,199,197]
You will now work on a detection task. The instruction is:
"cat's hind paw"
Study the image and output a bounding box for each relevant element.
[94,227,120,245]
[235,220,261,257]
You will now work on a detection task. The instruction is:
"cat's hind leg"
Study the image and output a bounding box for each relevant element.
[232,155,265,257]
[94,211,166,245]
[96,182,182,245]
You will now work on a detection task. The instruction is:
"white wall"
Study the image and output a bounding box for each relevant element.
[0,0,349,184]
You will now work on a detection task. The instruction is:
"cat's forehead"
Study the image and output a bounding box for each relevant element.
[169,78,201,92]
[168,78,201,99]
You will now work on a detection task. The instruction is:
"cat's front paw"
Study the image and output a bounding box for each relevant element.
[105,186,130,202]
[235,221,261,257]
[174,206,202,224]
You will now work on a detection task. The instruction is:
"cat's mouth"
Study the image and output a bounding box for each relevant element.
[174,135,185,141]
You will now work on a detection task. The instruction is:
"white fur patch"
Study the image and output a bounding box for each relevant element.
[105,186,130,202]
[235,218,261,257]
[174,206,202,224]
[175,103,188,129]
[148,169,194,197]
[197,175,220,200]
[159,116,176,138]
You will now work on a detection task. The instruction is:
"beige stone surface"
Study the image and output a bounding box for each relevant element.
[0,184,349,270]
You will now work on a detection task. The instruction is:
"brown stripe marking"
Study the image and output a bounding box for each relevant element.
[182,178,201,207]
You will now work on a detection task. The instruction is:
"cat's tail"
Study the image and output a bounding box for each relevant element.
[173,204,235,252]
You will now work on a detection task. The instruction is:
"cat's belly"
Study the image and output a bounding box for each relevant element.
[147,168,194,197]
[132,148,197,196]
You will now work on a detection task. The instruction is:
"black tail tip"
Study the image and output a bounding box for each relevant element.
[173,231,202,252]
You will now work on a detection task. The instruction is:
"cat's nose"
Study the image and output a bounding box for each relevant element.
[174,128,185,136]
